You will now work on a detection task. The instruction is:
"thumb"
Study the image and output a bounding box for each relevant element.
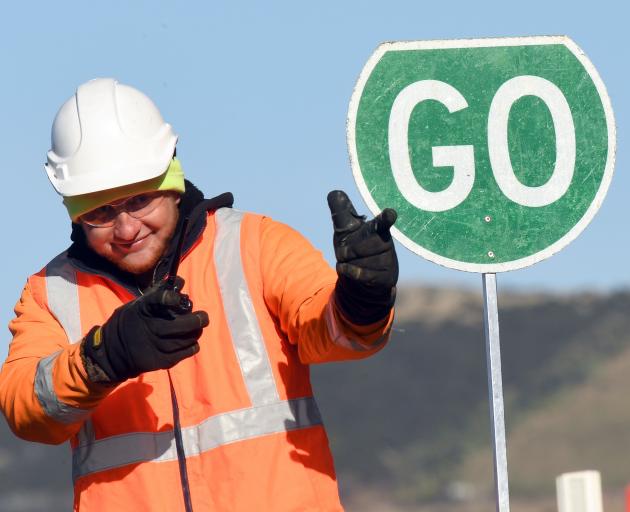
[327,190,364,233]
[371,208,397,237]
[144,287,185,311]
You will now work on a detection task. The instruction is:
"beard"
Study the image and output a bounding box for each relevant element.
[112,238,169,275]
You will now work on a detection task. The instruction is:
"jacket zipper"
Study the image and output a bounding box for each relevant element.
[168,371,194,512]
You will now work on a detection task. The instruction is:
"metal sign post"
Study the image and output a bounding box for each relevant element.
[483,273,509,512]
[347,36,616,511]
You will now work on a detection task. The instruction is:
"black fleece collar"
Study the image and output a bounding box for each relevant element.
[67,180,234,296]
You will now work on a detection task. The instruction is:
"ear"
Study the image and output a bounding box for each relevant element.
[79,222,98,254]
[166,190,182,205]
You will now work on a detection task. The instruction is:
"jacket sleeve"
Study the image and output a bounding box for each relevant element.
[260,217,394,364]
[0,279,111,444]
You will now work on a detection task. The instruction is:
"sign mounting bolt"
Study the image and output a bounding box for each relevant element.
[484,215,492,223]
[488,251,495,258]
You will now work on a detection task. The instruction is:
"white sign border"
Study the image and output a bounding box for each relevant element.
[347,35,616,273]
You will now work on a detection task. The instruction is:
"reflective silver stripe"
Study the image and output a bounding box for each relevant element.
[73,397,322,480]
[181,397,322,457]
[325,298,391,351]
[38,253,92,424]
[73,426,178,481]
[46,252,82,343]
[77,419,95,447]
[214,208,279,405]
[34,352,92,425]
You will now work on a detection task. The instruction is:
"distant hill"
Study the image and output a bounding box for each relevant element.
[311,286,630,509]
[2,286,630,511]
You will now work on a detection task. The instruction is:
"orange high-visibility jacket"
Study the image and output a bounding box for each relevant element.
[1,206,393,511]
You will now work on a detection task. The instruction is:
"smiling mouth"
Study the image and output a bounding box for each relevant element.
[114,235,149,252]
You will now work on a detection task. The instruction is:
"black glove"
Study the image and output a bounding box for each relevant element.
[83,278,209,384]
[327,190,398,325]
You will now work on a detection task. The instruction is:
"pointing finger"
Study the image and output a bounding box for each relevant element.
[327,190,364,233]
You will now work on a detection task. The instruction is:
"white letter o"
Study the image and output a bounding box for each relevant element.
[487,75,576,207]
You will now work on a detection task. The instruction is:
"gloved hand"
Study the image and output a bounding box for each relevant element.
[327,190,398,325]
[82,277,209,384]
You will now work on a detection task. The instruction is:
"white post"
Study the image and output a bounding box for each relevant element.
[556,471,603,512]
[482,273,510,512]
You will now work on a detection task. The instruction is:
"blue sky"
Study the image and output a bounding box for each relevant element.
[1,1,628,354]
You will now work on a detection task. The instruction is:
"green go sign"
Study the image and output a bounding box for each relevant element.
[348,36,616,273]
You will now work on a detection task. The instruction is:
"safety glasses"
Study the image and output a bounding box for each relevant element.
[79,192,166,228]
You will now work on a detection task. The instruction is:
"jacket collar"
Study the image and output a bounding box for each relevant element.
[67,180,234,295]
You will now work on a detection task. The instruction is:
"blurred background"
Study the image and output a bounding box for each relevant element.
[1,1,628,510]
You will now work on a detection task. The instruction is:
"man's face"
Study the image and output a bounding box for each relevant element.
[81,192,181,274]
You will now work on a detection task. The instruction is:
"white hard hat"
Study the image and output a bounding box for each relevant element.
[45,78,178,197]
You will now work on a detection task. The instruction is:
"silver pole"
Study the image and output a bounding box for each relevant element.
[482,273,510,512]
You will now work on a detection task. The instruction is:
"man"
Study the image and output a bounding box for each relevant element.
[0,78,398,511]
